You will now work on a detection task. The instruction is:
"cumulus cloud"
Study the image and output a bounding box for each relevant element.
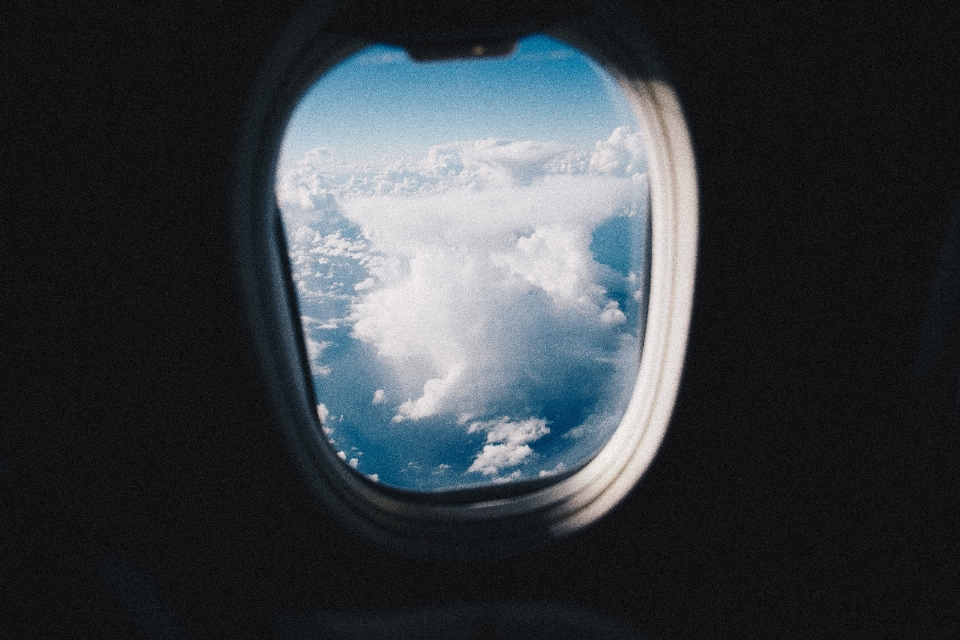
[466,417,550,476]
[279,127,648,488]
[344,180,641,425]
[600,300,627,325]
[590,126,648,176]
[276,127,647,208]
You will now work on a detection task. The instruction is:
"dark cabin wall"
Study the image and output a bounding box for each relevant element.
[4,2,959,638]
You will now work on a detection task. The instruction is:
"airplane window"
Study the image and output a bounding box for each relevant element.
[275,35,651,491]
[237,0,697,554]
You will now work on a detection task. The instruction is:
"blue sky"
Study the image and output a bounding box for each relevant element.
[276,35,649,490]
[279,35,635,164]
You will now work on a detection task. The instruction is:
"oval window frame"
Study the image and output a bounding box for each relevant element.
[232,0,697,558]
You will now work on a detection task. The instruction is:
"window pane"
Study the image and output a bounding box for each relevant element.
[276,35,650,491]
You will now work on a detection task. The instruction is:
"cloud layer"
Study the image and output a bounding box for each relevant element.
[279,128,648,487]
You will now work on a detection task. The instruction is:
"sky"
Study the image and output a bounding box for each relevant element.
[278,36,636,165]
[275,35,650,490]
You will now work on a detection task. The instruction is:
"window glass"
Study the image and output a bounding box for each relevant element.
[276,35,650,490]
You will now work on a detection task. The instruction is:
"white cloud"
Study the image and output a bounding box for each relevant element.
[279,129,648,487]
[305,336,332,376]
[460,138,570,186]
[316,403,330,424]
[491,223,607,311]
[466,417,549,476]
[539,462,567,478]
[354,277,375,291]
[392,368,464,422]
[600,301,627,325]
[275,128,645,210]
[589,126,647,176]
[342,174,645,423]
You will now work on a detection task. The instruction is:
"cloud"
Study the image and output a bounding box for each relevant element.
[600,301,627,325]
[590,126,647,176]
[491,223,607,311]
[316,403,330,424]
[459,138,571,186]
[275,127,646,209]
[466,417,550,476]
[345,178,642,424]
[538,462,567,478]
[279,128,648,487]
[305,336,333,376]
[391,368,464,422]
